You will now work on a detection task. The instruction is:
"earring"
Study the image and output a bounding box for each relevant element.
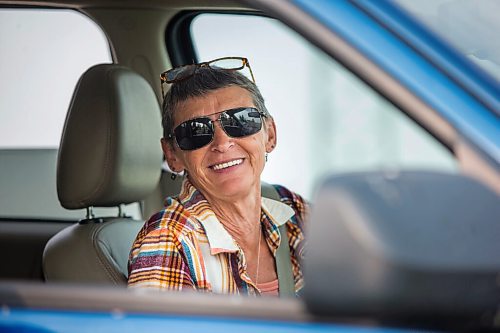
[170,167,177,180]
[265,153,268,162]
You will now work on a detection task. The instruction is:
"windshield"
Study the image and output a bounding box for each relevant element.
[394,0,500,83]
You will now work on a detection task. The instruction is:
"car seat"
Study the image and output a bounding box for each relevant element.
[43,64,163,285]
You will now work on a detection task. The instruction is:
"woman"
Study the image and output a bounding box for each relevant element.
[128,57,307,296]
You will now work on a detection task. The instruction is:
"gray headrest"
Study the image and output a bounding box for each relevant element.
[57,64,162,209]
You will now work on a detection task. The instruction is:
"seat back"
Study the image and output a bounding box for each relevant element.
[43,64,163,285]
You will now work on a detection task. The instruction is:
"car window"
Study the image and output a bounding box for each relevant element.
[0,9,140,219]
[190,14,457,199]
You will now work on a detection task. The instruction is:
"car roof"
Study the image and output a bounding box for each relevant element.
[1,0,254,9]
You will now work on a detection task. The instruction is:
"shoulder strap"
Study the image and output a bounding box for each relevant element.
[261,183,295,297]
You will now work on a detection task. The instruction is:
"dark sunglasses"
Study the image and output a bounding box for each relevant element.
[168,107,267,151]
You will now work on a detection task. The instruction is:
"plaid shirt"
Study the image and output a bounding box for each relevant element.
[128,178,308,295]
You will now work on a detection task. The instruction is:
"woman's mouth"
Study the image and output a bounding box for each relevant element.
[210,158,243,171]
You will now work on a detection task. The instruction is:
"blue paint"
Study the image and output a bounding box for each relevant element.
[357,0,499,112]
[0,308,410,333]
[293,0,499,164]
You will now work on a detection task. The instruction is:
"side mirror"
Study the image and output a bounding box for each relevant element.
[304,171,500,330]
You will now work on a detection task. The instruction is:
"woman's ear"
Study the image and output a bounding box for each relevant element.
[161,138,185,173]
[265,118,277,153]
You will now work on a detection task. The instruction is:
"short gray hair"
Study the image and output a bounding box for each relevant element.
[161,67,270,140]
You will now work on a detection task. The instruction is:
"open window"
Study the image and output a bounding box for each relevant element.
[177,13,458,199]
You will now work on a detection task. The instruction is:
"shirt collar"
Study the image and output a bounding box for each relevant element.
[177,178,295,255]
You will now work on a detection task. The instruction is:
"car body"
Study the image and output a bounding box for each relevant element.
[0,0,498,332]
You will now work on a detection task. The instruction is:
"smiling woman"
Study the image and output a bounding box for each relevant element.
[163,86,271,200]
[128,65,308,296]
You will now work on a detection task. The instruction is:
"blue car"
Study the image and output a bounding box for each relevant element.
[0,0,498,332]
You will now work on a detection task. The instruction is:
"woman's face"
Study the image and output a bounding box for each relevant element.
[162,86,276,201]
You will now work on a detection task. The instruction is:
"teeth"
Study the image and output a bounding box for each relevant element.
[212,159,243,170]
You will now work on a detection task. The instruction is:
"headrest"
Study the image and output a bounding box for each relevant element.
[57,64,163,209]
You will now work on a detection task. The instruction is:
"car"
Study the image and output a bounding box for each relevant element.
[0,0,498,332]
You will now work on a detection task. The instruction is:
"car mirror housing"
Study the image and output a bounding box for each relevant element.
[304,170,500,330]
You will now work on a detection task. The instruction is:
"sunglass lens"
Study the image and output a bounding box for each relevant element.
[210,58,245,70]
[221,108,263,138]
[173,108,263,150]
[174,118,213,150]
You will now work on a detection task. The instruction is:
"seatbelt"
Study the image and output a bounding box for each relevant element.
[276,224,295,297]
[261,184,295,297]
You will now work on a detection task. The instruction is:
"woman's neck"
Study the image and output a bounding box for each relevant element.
[199,182,276,285]
[205,188,262,249]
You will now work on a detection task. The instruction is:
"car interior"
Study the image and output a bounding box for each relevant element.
[0,0,499,331]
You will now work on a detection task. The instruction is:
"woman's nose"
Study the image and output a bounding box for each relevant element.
[210,121,233,152]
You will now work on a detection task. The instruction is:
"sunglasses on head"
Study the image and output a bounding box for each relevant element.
[160,57,255,98]
[168,107,268,151]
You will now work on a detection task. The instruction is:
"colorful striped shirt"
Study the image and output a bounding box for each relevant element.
[128,178,308,296]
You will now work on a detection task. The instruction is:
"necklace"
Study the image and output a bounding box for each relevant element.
[255,223,262,285]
